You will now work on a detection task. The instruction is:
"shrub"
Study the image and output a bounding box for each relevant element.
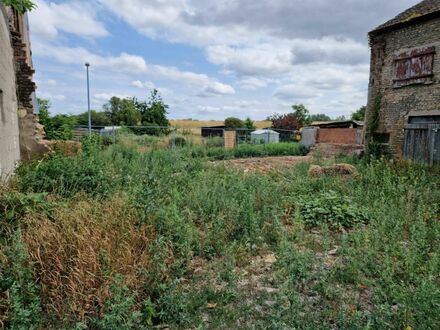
[189,143,307,160]
[0,190,51,239]
[17,154,115,198]
[204,136,223,148]
[171,136,187,148]
[269,113,300,131]
[298,190,371,229]
[225,117,244,129]
[92,275,143,330]
[1,232,42,330]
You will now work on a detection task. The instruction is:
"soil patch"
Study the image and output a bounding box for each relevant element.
[214,156,312,173]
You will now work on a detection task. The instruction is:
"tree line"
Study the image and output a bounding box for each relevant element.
[38,89,170,140]
[224,104,366,131]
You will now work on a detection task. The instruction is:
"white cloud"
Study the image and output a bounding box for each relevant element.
[38,91,66,101]
[132,80,155,89]
[206,44,293,76]
[149,64,235,96]
[33,41,235,102]
[32,43,149,74]
[273,85,319,101]
[199,82,236,97]
[94,93,130,102]
[30,0,109,39]
[239,77,268,90]
[291,37,369,65]
[33,0,412,119]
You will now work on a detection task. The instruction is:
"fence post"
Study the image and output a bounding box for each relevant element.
[171,128,176,149]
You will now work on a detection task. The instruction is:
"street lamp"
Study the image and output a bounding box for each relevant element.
[85,62,91,135]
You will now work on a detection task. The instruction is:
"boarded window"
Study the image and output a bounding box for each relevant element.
[393,46,435,88]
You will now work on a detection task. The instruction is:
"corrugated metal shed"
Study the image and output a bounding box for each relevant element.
[251,129,280,144]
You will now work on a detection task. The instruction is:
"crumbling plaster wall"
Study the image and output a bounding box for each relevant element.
[0,5,20,178]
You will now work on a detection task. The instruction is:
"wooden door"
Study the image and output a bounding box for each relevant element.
[404,124,440,165]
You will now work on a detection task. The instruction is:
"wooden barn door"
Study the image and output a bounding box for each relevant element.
[404,124,440,165]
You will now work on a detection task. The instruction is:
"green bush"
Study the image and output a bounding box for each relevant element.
[203,136,223,148]
[17,155,116,198]
[298,190,371,229]
[1,233,42,330]
[172,136,187,148]
[92,275,144,330]
[189,143,307,160]
[0,191,52,239]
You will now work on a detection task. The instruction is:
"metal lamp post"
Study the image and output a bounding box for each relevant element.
[85,62,91,135]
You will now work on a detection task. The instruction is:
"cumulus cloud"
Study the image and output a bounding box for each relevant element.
[148,65,235,96]
[30,0,109,39]
[132,80,155,89]
[94,93,130,102]
[273,85,319,101]
[239,78,268,90]
[34,42,234,98]
[99,0,418,45]
[32,0,418,118]
[32,42,148,74]
[206,44,293,76]
[199,82,236,97]
[291,38,369,65]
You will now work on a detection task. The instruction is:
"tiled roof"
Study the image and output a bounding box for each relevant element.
[370,0,440,35]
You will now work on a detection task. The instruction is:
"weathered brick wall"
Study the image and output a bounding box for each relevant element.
[224,130,236,149]
[317,128,359,145]
[0,5,20,178]
[366,17,440,157]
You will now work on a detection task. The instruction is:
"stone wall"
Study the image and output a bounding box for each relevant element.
[366,17,440,157]
[0,5,20,178]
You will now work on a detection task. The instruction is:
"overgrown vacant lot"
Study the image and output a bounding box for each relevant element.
[1,139,439,329]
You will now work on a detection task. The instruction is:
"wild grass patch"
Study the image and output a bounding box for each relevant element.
[1,143,439,328]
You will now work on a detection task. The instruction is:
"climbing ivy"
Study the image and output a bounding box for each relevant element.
[1,0,36,13]
[366,93,382,137]
[366,93,391,158]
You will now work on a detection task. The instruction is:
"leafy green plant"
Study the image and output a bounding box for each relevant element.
[2,0,36,13]
[203,136,223,148]
[93,275,143,330]
[1,232,42,330]
[171,136,187,148]
[0,191,51,239]
[298,190,371,229]
[189,142,307,160]
[17,154,116,198]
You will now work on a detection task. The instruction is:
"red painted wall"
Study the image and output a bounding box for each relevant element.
[317,128,358,144]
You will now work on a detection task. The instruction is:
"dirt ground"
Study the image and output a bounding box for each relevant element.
[214,156,312,173]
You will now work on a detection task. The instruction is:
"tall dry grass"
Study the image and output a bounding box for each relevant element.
[22,194,153,323]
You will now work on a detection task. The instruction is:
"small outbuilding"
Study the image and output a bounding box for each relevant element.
[301,120,364,147]
[251,129,280,144]
[201,125,225,138]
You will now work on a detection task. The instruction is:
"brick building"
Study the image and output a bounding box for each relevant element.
[365,0,440,164]
[0,3,48,179]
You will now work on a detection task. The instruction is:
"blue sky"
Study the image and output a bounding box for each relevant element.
[29,0,419,120]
